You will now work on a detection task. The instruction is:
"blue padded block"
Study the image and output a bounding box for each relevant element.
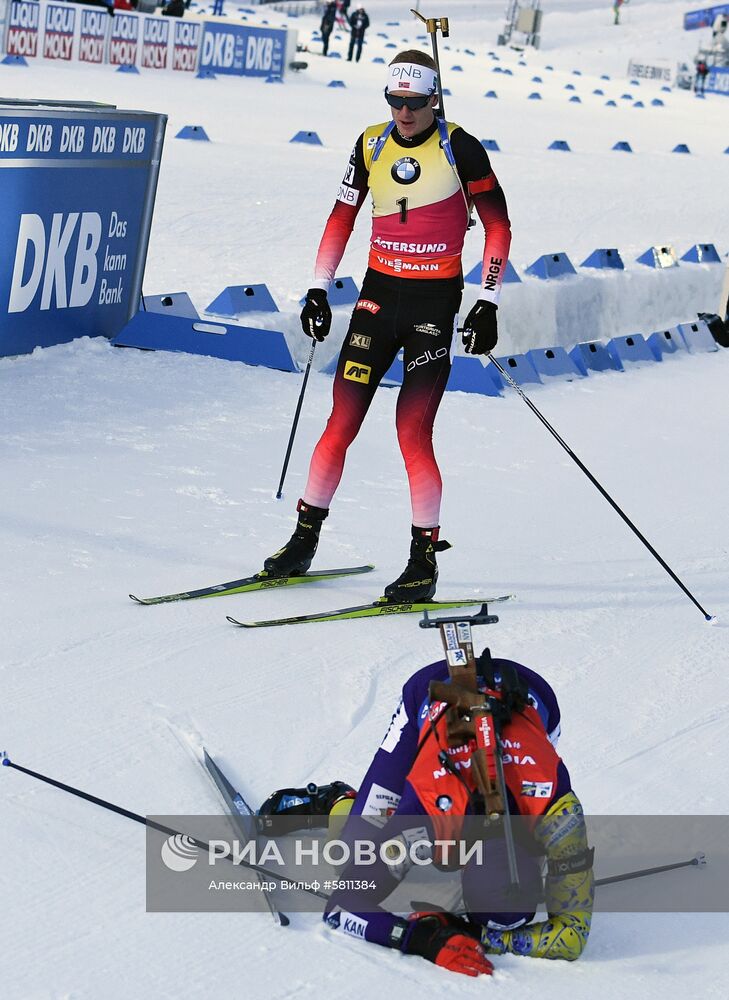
[565,83,576,90]
[581,248,625,270]
[196,69,216,79]
[569,341,621,375]
[112,314,297,372]
[651,98,664,106]
[532,75,542,83]
[117,64,140,74]
[607,333,657,367]
[647,328,685,360]
[329,51,342,57]
[143,292,200,319]
[176,125,209,141]
[525,252,577,279]
[630,78,640,86]
[620,93,633,100]
[527,346,584,381]
[593,88,604,95]
[442,88,452,96]
[569,95,582,103]
[606,100,617,107]
[612,140,633,152]
[451,65,463,71]
[548,140,571,151]
[372,57,385,63]
[661,85,671,92]
[677,319,718,353]
[681,243,721,263]
[492,66,503,73]
[481,139,500,151]
[572,69,582,76]
[328,79,346,87]
[545,65,554,70]
[633,100,644,108]
[206,284,279,316]
[446,356,502,396]
[502,68,513,76]
[601,74,610,80]
[528,92,542,100]
[672,143,690,153]
[490,354,542,386]
[1,54,28,66]
[291,130,323,145]
[385,42,397,48]
[636,245,679,268]
[325,276,359,307]
[484,90,498,98]
[464,259,521,284]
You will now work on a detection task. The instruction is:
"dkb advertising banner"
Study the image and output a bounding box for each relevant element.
[198,21,286,78]
[0,103,166,357]
[707,65,729,94]
[684,4,729,29]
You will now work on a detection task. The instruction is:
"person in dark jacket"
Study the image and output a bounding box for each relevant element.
[162,0,185,15]
[348,6,370,62]
[320,1,337,56]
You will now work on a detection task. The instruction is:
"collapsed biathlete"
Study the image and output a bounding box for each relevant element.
[264,50,512,601]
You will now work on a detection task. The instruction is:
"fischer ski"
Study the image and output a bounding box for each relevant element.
[203,748,289,927]
[227,595,515,629]
[129,564,374,605]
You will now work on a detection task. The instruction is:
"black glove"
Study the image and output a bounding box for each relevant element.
[403,913,493,977]
[461,300,498,355]
[257,781,356,830]
[300,288,332,342]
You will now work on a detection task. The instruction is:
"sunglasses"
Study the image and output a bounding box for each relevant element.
[384,89,433,111]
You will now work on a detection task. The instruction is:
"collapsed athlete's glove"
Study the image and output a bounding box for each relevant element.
[257,781,356,830]
[461,300,498,355]
[300,288,332,342]
[403,912,494,978]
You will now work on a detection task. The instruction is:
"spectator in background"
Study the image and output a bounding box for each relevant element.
[320,1,337,57]
[694,58,710,93]
[613,0,625,25]
[347,5,369,63]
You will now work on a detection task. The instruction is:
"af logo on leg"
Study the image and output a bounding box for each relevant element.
[344,362,372,384]
[391,157,421,184]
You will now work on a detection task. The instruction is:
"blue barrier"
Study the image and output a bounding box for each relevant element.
[607,333,657,367]
[503,68,513,76]
[647,327,685,360]
[565,83,576,91]
[143,293,200,319]
[630,79,641,86]
[527,346,584,380]
[569,341,621,375]
[442,88,452,96]
[528,92,542,100]
[290,131,323,145]
[446,356,502,396]
[328,80,346,87]
[634,101,645,108]
[672,143,691,153]
[1,54,28,66]
[484,90,498,98]
[572,69,582,76]
[532,75,543,82]
[620,93,633,100]
[489,354,542,386]
[612,141,633,152]
[636,245,679,268]
[569,96,582,103]
[677,319,719,353]
[681,243,722,263]
[176,125,210,141]
[481,139,500,151]
[601,74,610,80]
[325,276,359,307]
[372,57,385,63]
[651,98,665,106]
[525,252,577,279]
[329,51,343,58]
[451,65,463,71]
[548,140,571,151]
[464,260,521,284]
[112,314,297,372]
[581,248,625,270]
[661,85,671,92]
[196,69,217,80]
[606,100,617,107]
[206,284,279,316]
[117,64,140,75]
[593,88,604,95]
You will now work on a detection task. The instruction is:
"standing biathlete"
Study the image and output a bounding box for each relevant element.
[264,50,512,601]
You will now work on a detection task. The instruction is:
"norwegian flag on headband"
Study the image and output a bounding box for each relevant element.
[400,82,411,88]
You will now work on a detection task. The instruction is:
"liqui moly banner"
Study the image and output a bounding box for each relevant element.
[108,12,139,67]
[6,0,40,58]
[78,8,107,65]
[0,104,167,357]
[141,15,169,70]
[43,3,75,61]
[171,20,201,72]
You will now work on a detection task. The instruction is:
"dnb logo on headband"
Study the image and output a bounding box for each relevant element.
[391,157,421,184]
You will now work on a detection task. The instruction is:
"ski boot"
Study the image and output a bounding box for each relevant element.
[262,499,328,577]
[383,526,451,603]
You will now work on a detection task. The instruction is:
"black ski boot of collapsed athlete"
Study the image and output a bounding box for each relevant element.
[383,526,451,603]
[263,499,329,577]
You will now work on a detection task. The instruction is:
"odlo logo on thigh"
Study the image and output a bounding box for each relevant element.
[406,348,448,371]
[344,362,372,384]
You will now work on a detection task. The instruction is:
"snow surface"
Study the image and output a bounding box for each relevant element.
[2,2,729,998]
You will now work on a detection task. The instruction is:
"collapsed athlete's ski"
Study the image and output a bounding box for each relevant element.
[129,564,374,605]
[227,595,515,629]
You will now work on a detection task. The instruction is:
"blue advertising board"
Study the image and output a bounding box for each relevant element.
[0,104,166,357]
[198,21,286,78]
[684,4,729,29]
[707,65,729,93]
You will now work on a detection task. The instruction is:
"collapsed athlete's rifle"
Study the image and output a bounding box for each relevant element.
[410,8,449,118]
[420,607,524,887]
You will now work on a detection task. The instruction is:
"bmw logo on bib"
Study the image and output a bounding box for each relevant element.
[392,157,421,184]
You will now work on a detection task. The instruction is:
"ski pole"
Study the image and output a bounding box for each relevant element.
[1,753,329,902]
[594,852,706,889]
[411,8,449,118]
[275,339,316,501]
[487,353,716,623]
